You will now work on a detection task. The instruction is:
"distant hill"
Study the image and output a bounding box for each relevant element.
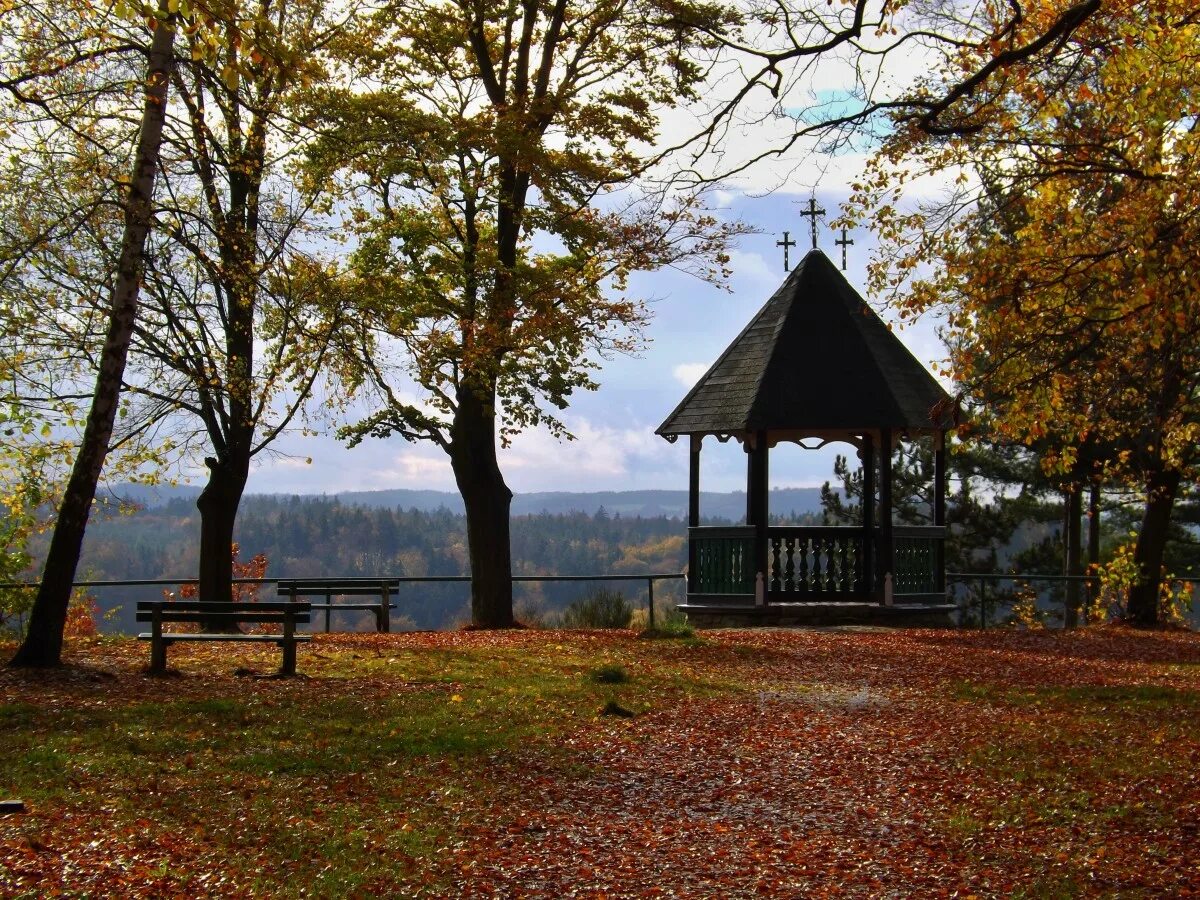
[110,484,826,521]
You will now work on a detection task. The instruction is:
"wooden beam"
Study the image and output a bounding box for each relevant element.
[934,434,947,592]
[879,428,894,603]
[861,433,875,594]
[688,434,701,528]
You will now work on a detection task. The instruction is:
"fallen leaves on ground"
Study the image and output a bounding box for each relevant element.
[1,626,1198,897]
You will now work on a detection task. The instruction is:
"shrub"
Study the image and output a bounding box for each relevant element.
[600,698,635,718]
[635,605,695,639]
[63,589,100,638]
[591,663,630,684]
[560,589,633,629]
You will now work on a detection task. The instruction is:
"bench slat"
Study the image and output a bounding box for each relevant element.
[136,602,309,619]
[277,579,400,585]
[136,616,311,626]
[137,633,312,644]
[282,589,394,597]
[306,603,397,611]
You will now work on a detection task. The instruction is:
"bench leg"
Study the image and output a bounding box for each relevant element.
[150,637,167,674]
[150,610,167,673]
[280,639,296,677]
[280,612,297,676]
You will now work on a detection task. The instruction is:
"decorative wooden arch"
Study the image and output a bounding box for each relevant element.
[657,250,954,623]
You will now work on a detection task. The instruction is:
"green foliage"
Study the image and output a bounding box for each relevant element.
[310,0,746,451]
[560,590,633,630]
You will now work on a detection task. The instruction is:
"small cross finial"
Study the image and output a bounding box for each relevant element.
[776,230,797,272]
[798,196,827,250]
[835,227,854,271]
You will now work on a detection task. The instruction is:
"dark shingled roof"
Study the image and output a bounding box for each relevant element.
[657,249,952,436]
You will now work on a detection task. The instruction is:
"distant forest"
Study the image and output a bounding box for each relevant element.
[32,496,822,633]
[17,466,1197,633]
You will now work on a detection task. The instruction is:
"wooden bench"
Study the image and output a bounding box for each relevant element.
[276,579,398,633]
[136,600,312,676]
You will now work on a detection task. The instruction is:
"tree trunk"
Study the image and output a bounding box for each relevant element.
[1126,467,1181,627]
[1064,487,1083,629]
[196,454,249,630]
[9,15,176,668]
[449,386,515,628]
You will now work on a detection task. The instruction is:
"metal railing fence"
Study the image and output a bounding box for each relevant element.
[946,571,1194,629]
[0,573,687,634]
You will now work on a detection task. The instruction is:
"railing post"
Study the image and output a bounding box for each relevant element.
[979,577,987,630]
[647,578,655,630]
[934,435,947,593]
[861,433,875,595]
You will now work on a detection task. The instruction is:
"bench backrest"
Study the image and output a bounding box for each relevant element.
[276,580,399,598]
[136,600,311,624]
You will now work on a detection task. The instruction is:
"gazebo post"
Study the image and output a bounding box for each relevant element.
[687,434,701,593]
[745,431,769,604]
[860,432,875,595]
[934,432,947,593]
[689,434,701,528]
[879,427,894,604]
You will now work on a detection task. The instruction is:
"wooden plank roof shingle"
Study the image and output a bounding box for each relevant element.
[657,249,952,436]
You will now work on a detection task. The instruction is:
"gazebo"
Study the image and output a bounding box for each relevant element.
[657,249,957,626]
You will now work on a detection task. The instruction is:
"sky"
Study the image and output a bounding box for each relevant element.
[244,184,948,499]
[238,23,954,499]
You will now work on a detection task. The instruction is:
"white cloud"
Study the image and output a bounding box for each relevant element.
[499,417,668,490]
[727,249,776,289]
[672,362,711,388]
[390,453,456,487]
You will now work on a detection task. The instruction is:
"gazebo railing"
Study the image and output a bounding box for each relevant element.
[690,527,756,594]
[689,524,946,602]
[766,526,864,595]
[690,525,868,596]
[894,526,945,595]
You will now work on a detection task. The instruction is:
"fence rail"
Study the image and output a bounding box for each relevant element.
[942,571,1200,629]
[6,571,1193,632]
[0,573,687,632]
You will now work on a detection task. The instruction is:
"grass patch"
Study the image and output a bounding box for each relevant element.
[0,632,735,895]
[0,702,37,725]
[639,622,697,640]
[944,675,1200,887]
[4,629,1197,895]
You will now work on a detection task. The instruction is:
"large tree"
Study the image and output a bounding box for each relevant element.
[307,0,745,627]
[5,2,179,666]
[128,0,349,617]
[847,0,1200,626]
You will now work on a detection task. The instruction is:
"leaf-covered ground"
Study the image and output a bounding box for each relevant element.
[2,627,1198,897]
